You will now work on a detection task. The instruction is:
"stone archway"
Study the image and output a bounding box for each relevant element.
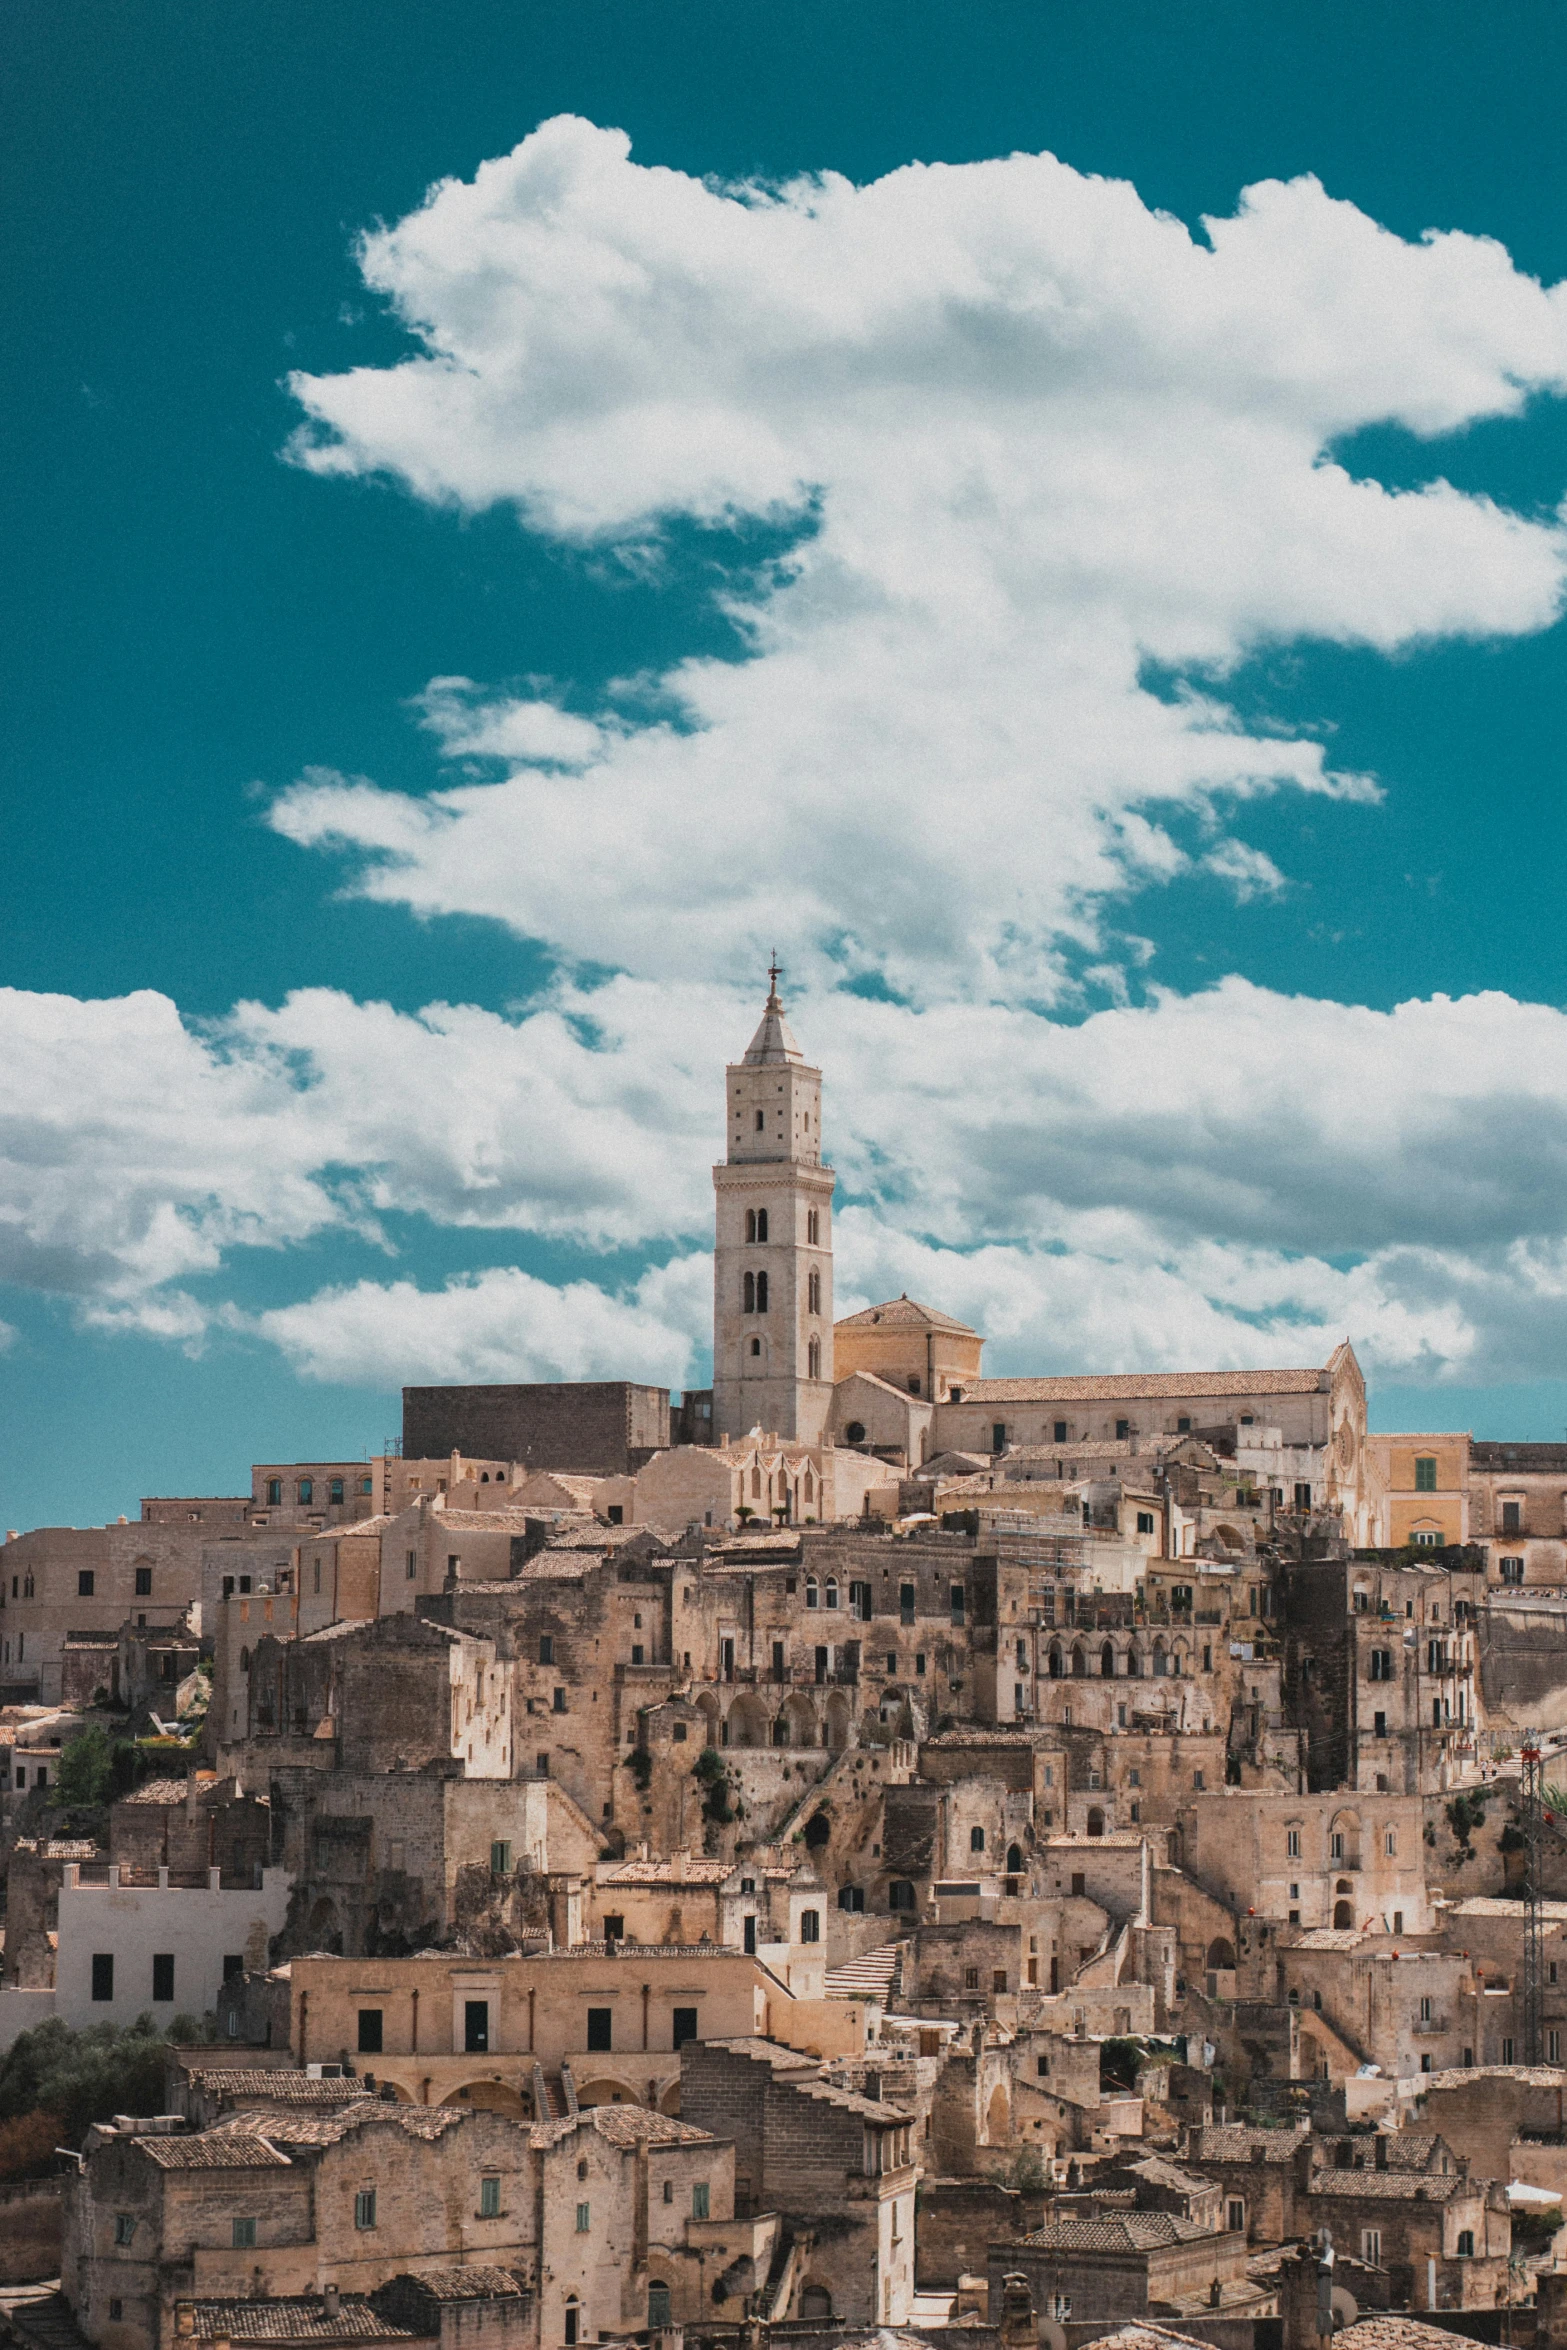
[728,1691,771,1748]
[441,2081,530,2116]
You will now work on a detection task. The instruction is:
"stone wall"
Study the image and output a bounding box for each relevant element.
[403,1383,671,1475]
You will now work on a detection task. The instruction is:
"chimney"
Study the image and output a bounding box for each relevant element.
[323,2285,341,2323]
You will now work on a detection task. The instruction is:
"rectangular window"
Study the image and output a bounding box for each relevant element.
[114,2214,135,2246]
[1374,1712,1387,1737]
[1456,2230,1475,2258]
[1330,1833,1344,1861]
[354,2190,376,2230]
[134,1567,152,1596]
[406,1550,417,1579]
[1414,1456,1438,1492]
[692,2182,710,2219]
[152,1953,175,2003]
[1502,1500,1522,1532]
[553,1687,566,1713]
[233,2217,257,2248]
[586,2007,613,2051]
[480,2175,501,2217]
[464,2000,489,2054]
[538,1634,554,1664]
[1503,2036,1515,2063]
[1136,1511,1155,1535]
[900,1582,916,1625]
[91,1953,114,2003]
[576,2202,591,2234]
[949,1584,966,1625]
[491,1841,511,1877]
[1361,2229,1381,2266]
[1053,1420,1068,1443]
[1287,1829,1301,1858]
[1501,1557,1525,1584]
[78,1570,95,1597]
[1385,1830,1397,1856]
[672,2007,699,2049]
[1227,2199,1245,2233]
[357,2008,383,2055]
[223,1953,244,1981]
[330,1478,344,1504]
[992,1423,1007,1453]
[1550,2031,1562,2065]
[1115,1419,1130,1440]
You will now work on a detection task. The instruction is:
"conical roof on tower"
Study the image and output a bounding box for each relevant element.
[742,958,806,1066]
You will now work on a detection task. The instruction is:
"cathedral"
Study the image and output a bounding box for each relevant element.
[694,974,1368,1537]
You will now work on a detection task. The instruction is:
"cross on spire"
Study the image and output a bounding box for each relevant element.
[766,952,784,1008]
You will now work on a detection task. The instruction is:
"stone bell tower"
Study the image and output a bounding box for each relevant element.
[711,968,835,1446]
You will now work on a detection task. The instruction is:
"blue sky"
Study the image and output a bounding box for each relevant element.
[6,0,1567,1530]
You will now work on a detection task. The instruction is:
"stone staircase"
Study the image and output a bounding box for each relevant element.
[4,2294,93,2350]
[823,1939,908,2000]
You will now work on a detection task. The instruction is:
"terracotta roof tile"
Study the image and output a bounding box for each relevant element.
[835,1297,979,1335]
[957,1369,1328,1402]
[184,2304,411,2343]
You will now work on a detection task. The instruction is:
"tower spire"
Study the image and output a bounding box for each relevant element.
[766,952,783,1008]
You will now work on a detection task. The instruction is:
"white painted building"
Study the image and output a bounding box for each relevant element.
[55,1862,291,2029]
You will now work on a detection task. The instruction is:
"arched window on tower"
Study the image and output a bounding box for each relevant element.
[756,1271,769,1312]
[808,1269,821,1314]
[743,1272,755,1313]
[745,1209,757,1243]
[808,1338,821,1379]
[752,1466,763,1498]
[756,1208,768,1242]
[807,1209,820,1244]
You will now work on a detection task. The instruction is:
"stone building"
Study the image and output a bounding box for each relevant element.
[1469,1440,1567,1587]
[282,1944,854,2114]
[54,1857,291,2029]
[63,2093,734,2350]
[680,2034,918,2325]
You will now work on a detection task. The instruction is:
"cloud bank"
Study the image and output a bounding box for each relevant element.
[7,976,1567,1390]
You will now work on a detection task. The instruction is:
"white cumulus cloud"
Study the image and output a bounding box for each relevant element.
[275,118,1567,1000]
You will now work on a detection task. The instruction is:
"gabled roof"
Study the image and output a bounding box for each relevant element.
[952,1368,1330,1402]
[836,1295,979,1337]
[182,2302,413,2342]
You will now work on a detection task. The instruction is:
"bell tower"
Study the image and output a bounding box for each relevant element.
[712,966,835,1446]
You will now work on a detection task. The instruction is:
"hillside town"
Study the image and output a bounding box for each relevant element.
[7,981,1567,2350]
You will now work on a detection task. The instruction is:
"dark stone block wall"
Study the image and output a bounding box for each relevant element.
[402,1381,671,1473]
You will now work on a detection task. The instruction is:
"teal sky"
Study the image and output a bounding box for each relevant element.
[6,0,1567,1529]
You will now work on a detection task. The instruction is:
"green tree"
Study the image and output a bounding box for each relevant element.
[0,2017,170,2148]
[55,1725,112,1808]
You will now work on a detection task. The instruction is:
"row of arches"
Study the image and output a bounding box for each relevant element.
[1046,1638,1195,1680]
[696,1686,856,1751]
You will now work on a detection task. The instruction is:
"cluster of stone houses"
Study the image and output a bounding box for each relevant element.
[7,987,1567,2350]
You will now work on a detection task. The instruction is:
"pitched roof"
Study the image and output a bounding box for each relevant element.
[600,1856,731,1885]
[836,1296,979,1337]
[740,985,806,1067]
[1019,2211,1215,2251]
[383,2271,524,2304]
[1308,2168,1465,2202]
[138,2128,293,2170]
[954,1369,1328,1402]
[1336,2323,1493,2350]
[577,2106,715,2148]
[185,2069,367,2105]
[1190,2126,1303,2165]
[1075,2329,1223,2350]
[182,2304,412,2343]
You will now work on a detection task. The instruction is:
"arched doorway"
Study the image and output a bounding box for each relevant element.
[1100,1643,1115,1678]
[1086,1807,1105,1837]
[800,2286,833,2321]
[824,1689,853,1751]
[1006,1843,1024,1875]
[1206,1938,1236,1971]
[728,1692,770,1748]
[1333,1900,1355,1929]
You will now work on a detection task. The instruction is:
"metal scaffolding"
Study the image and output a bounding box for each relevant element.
[1522,1732,1545,2065]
